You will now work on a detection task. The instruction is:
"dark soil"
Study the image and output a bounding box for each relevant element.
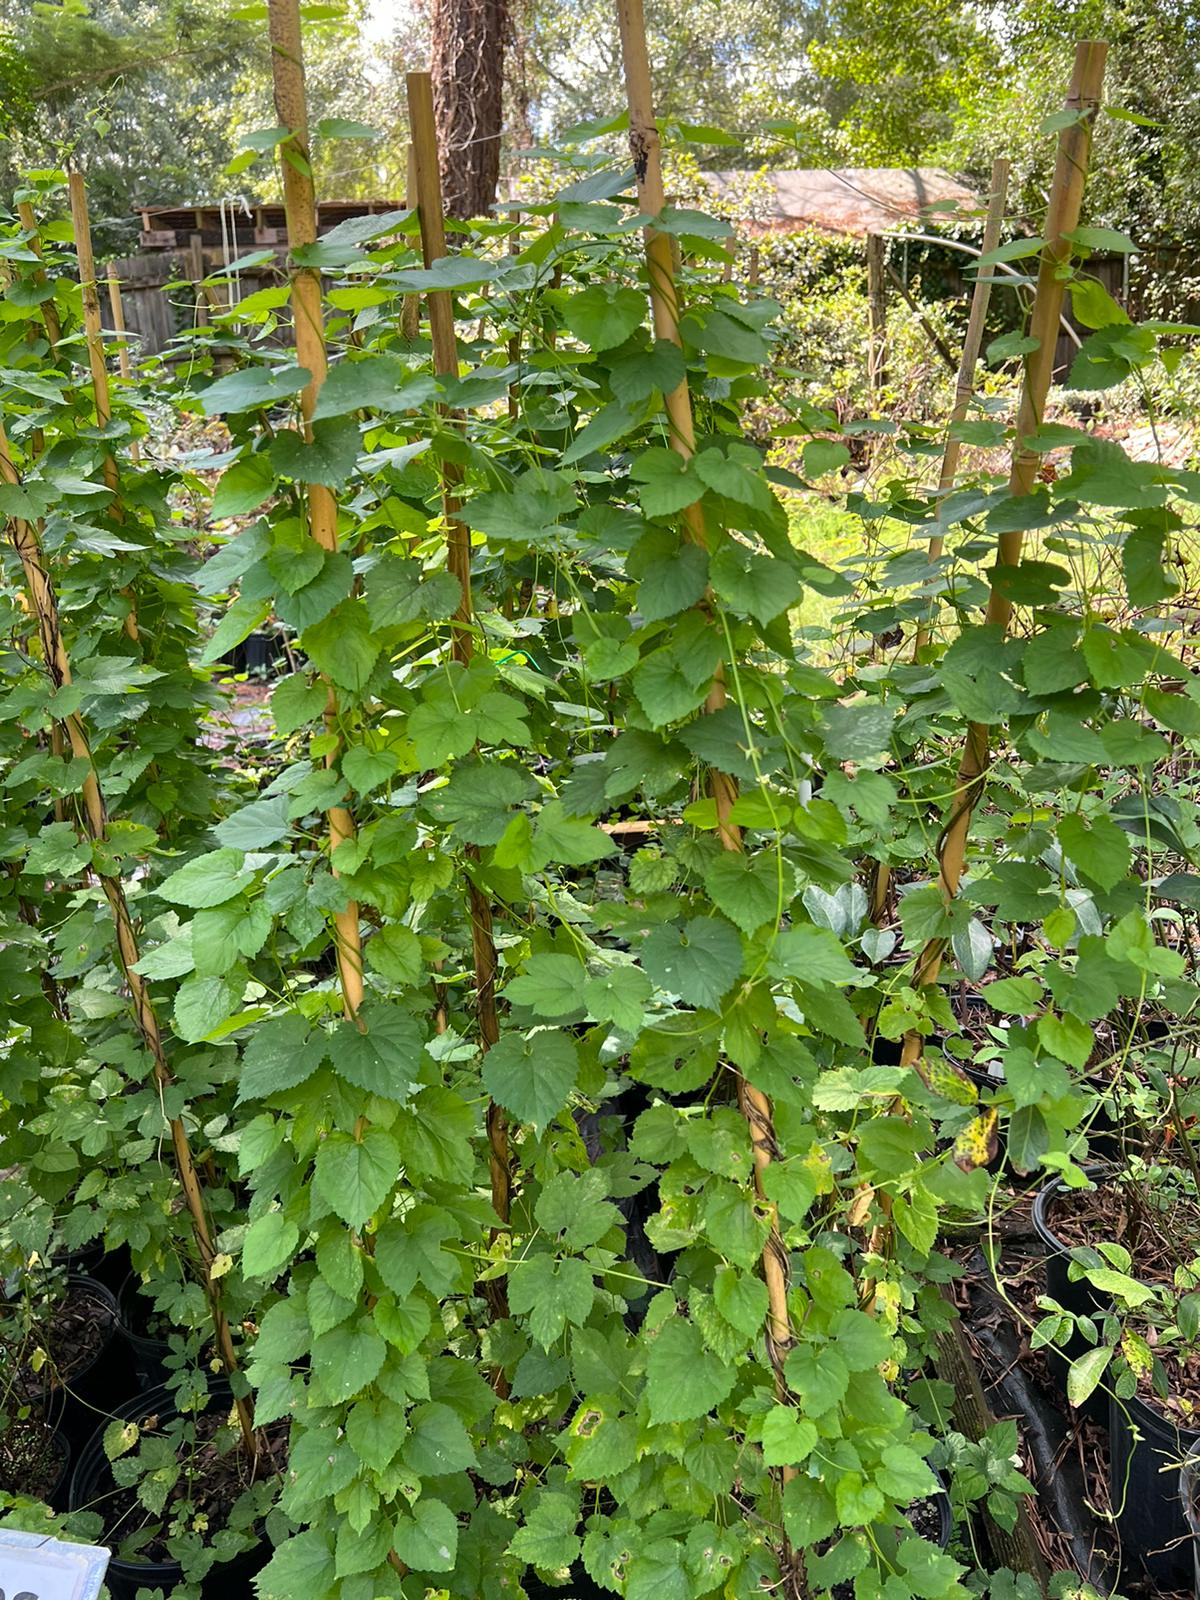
[1046,1179,1200,1284]
[98,1406,286,1565]
[906,1496,943,1541]
[829,1496,944,1600]
[0,1414,68,1498]
[12,1281,116,1397]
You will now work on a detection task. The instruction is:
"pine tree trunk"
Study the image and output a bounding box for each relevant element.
[430,0,508,220]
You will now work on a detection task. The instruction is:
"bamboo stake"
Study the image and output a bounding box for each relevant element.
[401,145,421,341]
[899,46,1106,1079]
[68,175,118,499]
[16,201,63,350]
[0,420,256,1456]
[870,160,1011,928]
[865,233,888,398]
[915,158,1010,652]
[68,174,139,646]
[614,0,796,1424]
[268,0,365,1024]
[14,199,65,798]
[106,262,141,465]
[407,71,510,1298]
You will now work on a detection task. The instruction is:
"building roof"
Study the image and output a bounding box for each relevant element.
[703,168,980,237]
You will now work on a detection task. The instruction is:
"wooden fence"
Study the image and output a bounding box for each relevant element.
[101,199,402,355]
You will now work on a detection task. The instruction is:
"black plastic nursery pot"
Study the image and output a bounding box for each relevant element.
[1110,1388,1200,1590]
[1031,1169,1111,1422]
[26,1274,138,1452]
[69,1381,271,1600]
[116,1272,172,1389]
[83,1241,133,1293]
[525,1569,612,1600]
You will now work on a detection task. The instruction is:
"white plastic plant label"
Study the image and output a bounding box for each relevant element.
[0,1530,110,1600]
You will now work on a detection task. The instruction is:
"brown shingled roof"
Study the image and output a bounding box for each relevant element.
[703,168,980,236]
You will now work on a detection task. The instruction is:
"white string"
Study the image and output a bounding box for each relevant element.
[214,194,254,303]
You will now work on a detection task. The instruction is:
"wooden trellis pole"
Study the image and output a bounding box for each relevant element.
[268,0,365,1025]
[0,421,256,1457]
[871,158,1011,928]
[68,174,139,645]
[68,175,119,501]
[899,46,1107,1078]
[16,201,63,349]
[865,232,888,399]
[915,157,1011,652]
[400,144,421,341]
[614,0,796,1423]
[106,262,141,465]
[406,71,509,1302]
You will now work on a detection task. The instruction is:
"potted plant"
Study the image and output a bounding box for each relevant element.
[69,1378,284,1600]
[1032,1156,1200,1585]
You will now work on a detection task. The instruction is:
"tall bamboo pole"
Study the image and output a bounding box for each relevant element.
[865,233,888,399]
[268,0,365,1024]
[870,159,1011,928]
[915,158,1010,651]
[899,46,1107,1077]
[614,0,795,1425]
[106,261,141,465]
[68,174,140,645]
[0,423,256,1456]
[68,175,118,500]
[400,145,421,341]
[17,201,63,350]
[407,72,510,1302]
[15,199,67,794]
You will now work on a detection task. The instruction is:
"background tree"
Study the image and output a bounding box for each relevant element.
[0,0,259,249]
[0,0,406,247]
[429,0,509,218]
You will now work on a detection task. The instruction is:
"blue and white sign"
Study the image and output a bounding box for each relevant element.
[0,1530,110,1600]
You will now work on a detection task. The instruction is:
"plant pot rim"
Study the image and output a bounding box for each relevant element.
[10,1273,121,1402]
[115,1270,171,1346]
[1030,1163,1116,1252]
[68,1378,265,1582]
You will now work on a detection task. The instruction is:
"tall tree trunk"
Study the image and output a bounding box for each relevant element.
[430,0,508,219]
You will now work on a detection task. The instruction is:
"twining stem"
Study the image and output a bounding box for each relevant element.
[898,45,1107,1079]
[0,419,256,1456]
[406,70,510,1300]
[67,173,139,645]
[871,157,1010,926]
[268,0,365,1024]
[614,0,795,1422]
[106,262,141,465]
